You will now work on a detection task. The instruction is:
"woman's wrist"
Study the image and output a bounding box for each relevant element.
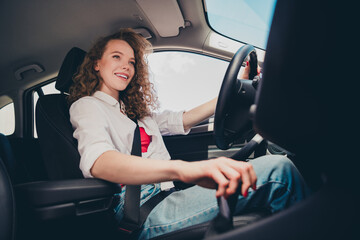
[169,160,187,182]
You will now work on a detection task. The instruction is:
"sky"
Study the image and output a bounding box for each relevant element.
[148,51,228,112]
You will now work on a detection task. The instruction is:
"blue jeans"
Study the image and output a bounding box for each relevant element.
[114,155,310,239]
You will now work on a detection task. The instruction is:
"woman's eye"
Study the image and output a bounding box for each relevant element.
[130,61,135,66]
[113,55,120,59]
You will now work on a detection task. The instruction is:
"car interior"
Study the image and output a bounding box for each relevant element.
[0,0,358,240]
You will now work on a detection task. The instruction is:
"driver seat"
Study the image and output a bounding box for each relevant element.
[35,48,85,180]
[35,47,268,239]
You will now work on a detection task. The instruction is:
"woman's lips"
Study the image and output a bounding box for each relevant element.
[115,73,129,80]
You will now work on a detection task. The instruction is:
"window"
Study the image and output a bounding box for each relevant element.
[148,51,228,113]
[0,102,15,135]
[205,0,277,49]
[33,81,60,137]
[31,51,233,136]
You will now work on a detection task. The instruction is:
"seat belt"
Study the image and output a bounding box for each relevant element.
[118,120,175,236]
[118,124,141,234]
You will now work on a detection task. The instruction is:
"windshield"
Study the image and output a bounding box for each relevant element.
[204,0,277,49]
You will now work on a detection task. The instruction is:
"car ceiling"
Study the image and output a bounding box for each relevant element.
[0,0,221,99]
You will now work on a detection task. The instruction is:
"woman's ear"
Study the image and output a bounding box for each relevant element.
[94,62,100,71]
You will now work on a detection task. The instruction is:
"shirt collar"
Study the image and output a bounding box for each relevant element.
[93,91,120,108]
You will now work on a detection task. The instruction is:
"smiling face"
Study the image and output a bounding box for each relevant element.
[95,39,136,101]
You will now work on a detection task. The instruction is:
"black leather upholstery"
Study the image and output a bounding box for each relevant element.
[36,47,86,180]
[0,158,16,240]
[253,0,329,156]
[205,0,358,239]
[36,94,82,179]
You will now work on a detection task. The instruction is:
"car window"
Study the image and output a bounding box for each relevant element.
[205,0,277,49]
[0,102,15,135]
[148,51,227,113]
[31,52,230,136]
[33,81,60,137]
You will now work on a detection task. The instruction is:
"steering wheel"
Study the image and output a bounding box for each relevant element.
[214,45,258,150]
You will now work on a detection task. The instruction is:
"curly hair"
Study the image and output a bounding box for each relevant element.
[67,28,158,120]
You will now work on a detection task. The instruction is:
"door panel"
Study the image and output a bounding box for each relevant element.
[163,122,247,162]
[163,131,214,161]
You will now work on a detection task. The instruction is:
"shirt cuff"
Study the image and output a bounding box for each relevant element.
[168,111,190,135]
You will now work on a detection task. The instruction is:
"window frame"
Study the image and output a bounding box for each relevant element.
[23,77,58,138]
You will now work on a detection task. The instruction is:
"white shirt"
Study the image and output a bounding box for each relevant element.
[69,91,189,190]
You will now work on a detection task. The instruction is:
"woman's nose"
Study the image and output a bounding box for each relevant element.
[121,63,130,70]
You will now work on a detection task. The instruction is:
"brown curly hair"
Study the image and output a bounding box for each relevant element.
[67,28,158,120]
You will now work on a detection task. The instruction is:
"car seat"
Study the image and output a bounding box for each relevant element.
[0,136,16,240]
[204,0,358,239]
[35,48,85,180]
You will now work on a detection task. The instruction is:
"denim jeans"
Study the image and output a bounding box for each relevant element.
[114,155,310,239]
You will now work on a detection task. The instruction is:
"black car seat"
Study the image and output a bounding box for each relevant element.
[34,48,123,240]
[0,155,16,240]
[35,48,85,180]
[0,134,16,240]
[205,0,358,239]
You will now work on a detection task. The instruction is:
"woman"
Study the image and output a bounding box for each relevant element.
[68,28,309,239]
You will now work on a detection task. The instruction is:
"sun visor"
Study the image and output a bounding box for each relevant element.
[136,0,185,37]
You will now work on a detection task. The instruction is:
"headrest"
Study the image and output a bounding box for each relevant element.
[56,47,86,93]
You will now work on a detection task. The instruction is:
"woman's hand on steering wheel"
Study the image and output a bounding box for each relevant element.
[214,44,258,150]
